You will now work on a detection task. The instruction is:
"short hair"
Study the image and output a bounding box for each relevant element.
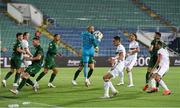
[16,32,23,38]
[157,41,163,46]
[54,34,60,37]
[23,32,29,36]
[113,36,121,41]
[33,37,40,41]
[87,25,94,30]
[131,33,137,40]
[155,32,161,37]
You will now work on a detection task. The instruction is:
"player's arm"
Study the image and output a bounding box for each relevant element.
[115,51,124,61]
[92,36,99,52]
[129,47,140,55]
[30,54,42,61]
[17,47,26,54]
[24,47,33,57]
[149,41,154,52]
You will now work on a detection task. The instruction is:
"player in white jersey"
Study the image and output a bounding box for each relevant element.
[102,36,126,98]
[21,32,32,67]
[123,33,140,87]
[148,41,171,95]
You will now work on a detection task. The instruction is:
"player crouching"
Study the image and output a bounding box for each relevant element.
[147,41,171,95]
[10,37,44,95]
[102,36,126,98]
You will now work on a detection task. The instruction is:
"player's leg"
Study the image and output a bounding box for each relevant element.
[126,60,136,87]
[82,55,90,87]
[72,66,83,86]
[48,67,58,88]
[2,68,14,87]
[87,58,94,79]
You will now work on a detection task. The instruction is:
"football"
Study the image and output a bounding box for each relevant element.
[93,31,103,41]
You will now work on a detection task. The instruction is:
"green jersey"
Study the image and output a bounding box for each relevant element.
[32,45,44,66]
[150,39,159,56]
[46,41,58,58]
[11,39,22,59]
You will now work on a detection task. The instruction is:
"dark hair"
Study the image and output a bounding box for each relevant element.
[33,37,40,41]
[155,32,161,37]
[131,33,137,40]
[16,32,23,38]
[157,41,163,46]
[23,32,29,36]
[113,36,121,41]
[54,34,59,37]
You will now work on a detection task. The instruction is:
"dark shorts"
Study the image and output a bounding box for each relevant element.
[10,58,22,69]
[44,58,56,69]
[79,57,94,67]
[25,65,41,77]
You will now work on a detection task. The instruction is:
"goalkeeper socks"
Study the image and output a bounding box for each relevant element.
[17,78,27,91]
[83,63,88,78]
[36,72,46,82]
[87,69,94,79]
[4,71,13,80]
[73,69,81,80]
[145,72,150,84]
[14,73,20,83]
[49,73,56,83]
[26,79,34,86]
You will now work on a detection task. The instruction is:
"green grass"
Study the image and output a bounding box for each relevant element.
[0,67,180,107]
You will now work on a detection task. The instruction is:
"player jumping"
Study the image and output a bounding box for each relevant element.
[34,34,60,88]
[102,36,126,98]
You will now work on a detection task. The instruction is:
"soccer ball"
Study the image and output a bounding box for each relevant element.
[93,31,103,41]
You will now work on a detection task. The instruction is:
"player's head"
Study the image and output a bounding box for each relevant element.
[23,32,30,40]
[16,32,23,41]
[87,25,95,34]
[54,34,61,42]
[32,37,40,46]
[157,41,163,49]
[113,36,121,46]
[129,33,137,41]
[154,32,161,40]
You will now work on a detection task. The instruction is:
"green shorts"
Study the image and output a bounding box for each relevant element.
[10,58,22,69]
[148,55,157,68]
[44,58,56,69]
[79,57,94,67]
[25,65,41,77]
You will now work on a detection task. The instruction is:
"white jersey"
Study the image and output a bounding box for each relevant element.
[116,44,126,61]
[126,41,139,61]
[158,48,169,66]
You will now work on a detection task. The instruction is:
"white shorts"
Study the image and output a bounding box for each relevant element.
[21,60,32,68]
[109,61,125,78]
[154,65,169,77]
[125,59,136,70]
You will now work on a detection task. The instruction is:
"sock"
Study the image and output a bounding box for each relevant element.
[4,71,13,80]
[159,80,169,91]
[128,71,133,85]
[17,78,27,91]
[83,63,88,79]
[14,73,20,83]
[49,73,56,83]
[26,79,34,86]
[145,72,150,84]
[104,82,110,97]
[87,69,93,79]
[119,71,124,83]
[156,81,160,88]
[36,72,46,82]
[108,81,116,93]
[150,79,156,88]
[73,69,81,80]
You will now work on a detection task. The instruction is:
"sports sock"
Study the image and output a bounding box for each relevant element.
[104,81,110,97]
[119,71,124,83]
[108,81,116,93]
[14,73,20,83]
[73,69,81,80]
[17,78,27,91]
[49,73,56,83]
[36,72,46,82]
[87,69,93,79]
[145,72,150,84]
[128,71,133,85]
[4,71,13,80]
[26,79,34,86]
[159,80,169,91]
[150,79,156,88]
[156,81,160,88]
[83,63,88,79]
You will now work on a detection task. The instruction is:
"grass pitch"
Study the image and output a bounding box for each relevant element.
[0,67,180,107]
